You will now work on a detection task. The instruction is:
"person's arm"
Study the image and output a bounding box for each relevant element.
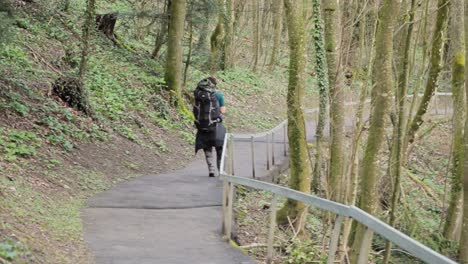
[217,93,226,113]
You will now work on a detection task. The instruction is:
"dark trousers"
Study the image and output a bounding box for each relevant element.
[203,146,223,175]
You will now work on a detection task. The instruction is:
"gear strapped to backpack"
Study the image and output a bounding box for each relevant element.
[193,79,221,132]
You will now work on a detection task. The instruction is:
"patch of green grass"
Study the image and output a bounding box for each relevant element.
[0,90,31,117]
[0,43,32,69]
[218,68,266,95]
[0,129,42,162]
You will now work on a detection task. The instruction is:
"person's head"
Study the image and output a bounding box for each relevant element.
[207,76,218,86]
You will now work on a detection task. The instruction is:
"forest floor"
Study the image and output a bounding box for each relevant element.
[234,116,456,264]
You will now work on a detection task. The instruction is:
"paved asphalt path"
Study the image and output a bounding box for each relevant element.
[83,127,290,264]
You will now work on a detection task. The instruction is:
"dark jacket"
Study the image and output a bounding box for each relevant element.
[195,123,226,153]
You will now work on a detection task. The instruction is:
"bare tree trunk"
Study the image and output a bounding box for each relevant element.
[276,0,312,235]
[382,1,416,263]
[405,0,449,147]
[406,0,430,131]
[223,0,235,69]
[196,0,211,51]
[78,0,96,81]
[444,0,465,241]
[324,0,345,203]
[164,0,188,112]
[183,13,194,87]
[349,0,400,262]
[268,0,283,70]
[252,0,262,72]
[461,1,468,260]
[152,0,170,59]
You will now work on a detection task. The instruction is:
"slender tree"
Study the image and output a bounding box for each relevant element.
[252,0,262,72]
[209,0,225,72]
[196,0,212,51]
[349,0,400,262]
[323,0,345,202]
[164,0,188,111]
[78,0,96,81]
[383,0,416,262]
[223,0,235,69]
[461,1,468,260]
[444,0,466,241]
[268,0,283,70]
[405,0,449,147]
[311,0,329,193]
[276,0,312,234]
[152,0,171,59]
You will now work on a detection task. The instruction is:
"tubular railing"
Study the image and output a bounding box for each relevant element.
[219,93,456,264]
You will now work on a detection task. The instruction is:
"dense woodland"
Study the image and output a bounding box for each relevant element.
[0,0,468,263]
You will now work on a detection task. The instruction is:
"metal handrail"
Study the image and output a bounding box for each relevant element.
[222,175,456,264]
[219,92,456,264]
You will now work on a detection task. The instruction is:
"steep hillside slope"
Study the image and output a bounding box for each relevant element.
[0,2,289,263]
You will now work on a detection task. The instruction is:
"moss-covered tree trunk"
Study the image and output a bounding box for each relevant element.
[312,0,329,194]
[209,1,225,73]
[383,1,416,262]
[323,0,345,202]
[164,0,188,111]
[461,1,468,260]
[78,0,96,81]
[348,0,400,262]
[276,0,312,234]
[444,0,465,241]
[196,0,211,52]
[223,0,235,69]
[268,0,283,70]
[252,0,261,72]
[405,0,449,147]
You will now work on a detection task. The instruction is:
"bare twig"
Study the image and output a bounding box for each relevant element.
[24,45,64,76]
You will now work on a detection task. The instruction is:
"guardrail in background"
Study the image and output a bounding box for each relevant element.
[219,93,456,264]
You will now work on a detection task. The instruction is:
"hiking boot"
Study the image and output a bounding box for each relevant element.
[209,172,215,177]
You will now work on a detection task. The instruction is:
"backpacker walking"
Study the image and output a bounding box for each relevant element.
[193,77,226,177]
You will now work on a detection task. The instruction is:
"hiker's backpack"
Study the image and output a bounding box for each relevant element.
[193,79,221,131]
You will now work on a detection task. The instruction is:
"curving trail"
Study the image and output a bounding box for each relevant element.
[82,133,289,263]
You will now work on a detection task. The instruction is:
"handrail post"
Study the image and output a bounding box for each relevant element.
[226,182,235,241]
[266,194,278,264]
[251,136,256,179]
[266,133,270,170]
[327,215,344,264]
[222,178,228,238]
[229,135,235,175]
[357,228,374,264]
[271,132,275,166]
[434,95,439,115]
[445,95,449,115]
[283,123,287,157]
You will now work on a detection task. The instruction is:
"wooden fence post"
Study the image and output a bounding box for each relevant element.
[226,183,235,241]
[266,133,270,170]
[327,215,344,264]
[266,194,278,264]
[251,136,256,178]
